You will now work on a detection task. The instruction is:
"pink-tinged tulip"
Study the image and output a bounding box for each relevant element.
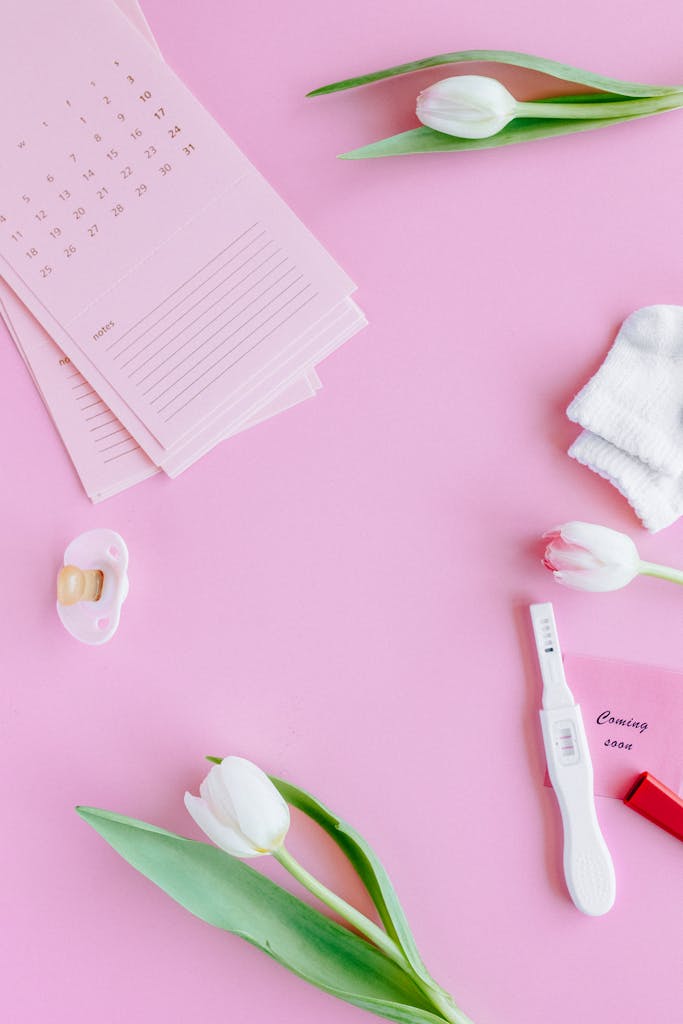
[542,522,641,592]
[185,756,290,858]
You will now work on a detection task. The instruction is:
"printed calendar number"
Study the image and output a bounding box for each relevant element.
[2,42,220,297]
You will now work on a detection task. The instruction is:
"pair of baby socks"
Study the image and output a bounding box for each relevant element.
[567,305,683,532]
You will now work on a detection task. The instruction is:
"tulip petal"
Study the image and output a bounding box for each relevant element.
[222,757,290,853]
[559,521,638,564]
[184,793,261,858]
[553,568,628,592]
[561,523,640,580]
[544,541,600,571]
[552,570,597,591]
[201,763,240,827]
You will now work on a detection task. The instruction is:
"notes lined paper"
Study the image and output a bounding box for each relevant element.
[0,0,365,500]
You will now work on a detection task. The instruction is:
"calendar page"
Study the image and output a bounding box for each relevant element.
[1,290,159,500]
[0,0,356,462]
[0,0,332,496]
[162,297,366,476]
[0,0,366,498]
[2,279,343,497]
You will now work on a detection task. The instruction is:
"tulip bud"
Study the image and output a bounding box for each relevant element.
[416,75,517,139]
[185,756,290,858]
[542,521,641,592]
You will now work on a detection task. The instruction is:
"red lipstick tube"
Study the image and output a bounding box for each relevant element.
[624,772,683,842]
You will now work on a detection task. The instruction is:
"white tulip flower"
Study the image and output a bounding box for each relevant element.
[542,521,683,592]
[185,756,290,858]
[416,75,517,139]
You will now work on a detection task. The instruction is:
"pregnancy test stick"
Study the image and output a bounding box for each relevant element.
[530,603,616,916]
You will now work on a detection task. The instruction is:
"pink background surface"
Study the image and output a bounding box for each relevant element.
[1,2,682,1023]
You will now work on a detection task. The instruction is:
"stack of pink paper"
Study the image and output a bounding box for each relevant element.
[0,0,365,500]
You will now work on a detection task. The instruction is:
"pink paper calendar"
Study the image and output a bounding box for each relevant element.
[0,0,365,498]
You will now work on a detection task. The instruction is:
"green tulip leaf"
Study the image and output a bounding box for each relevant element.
[76,807,449,1024]
[271,776,441,996]
[308,49,683,99]
[340,109,669,158]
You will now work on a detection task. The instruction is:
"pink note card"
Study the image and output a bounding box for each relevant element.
[0,0,358,465]
[544,654,683,800]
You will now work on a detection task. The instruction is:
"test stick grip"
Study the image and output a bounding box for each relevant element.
[541,705,616,916]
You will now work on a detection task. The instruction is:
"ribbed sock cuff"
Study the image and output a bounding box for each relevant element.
[569,431,683,533]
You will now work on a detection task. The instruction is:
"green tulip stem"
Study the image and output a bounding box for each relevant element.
[514,92,683,121]
[274,846,473,1024]
[274,846,404,964]
[638,560,683,585]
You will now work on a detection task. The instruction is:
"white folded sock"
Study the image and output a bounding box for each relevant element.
[569,431,683,532]
[567,305,683,532]
[568,305,683,476]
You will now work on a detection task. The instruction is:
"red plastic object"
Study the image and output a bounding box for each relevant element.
[624,772,683,842]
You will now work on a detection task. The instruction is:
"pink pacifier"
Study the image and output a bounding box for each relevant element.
[56,529,129,644]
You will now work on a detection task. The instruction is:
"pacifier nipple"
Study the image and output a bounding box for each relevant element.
[56,529,129,645]
[57,565,104,606]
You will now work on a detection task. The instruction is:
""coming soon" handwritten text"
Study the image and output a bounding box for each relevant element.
[596,709,648,751]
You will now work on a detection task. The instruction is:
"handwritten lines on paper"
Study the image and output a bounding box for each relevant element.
[106,223,318,422]
[68,368,140,464]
